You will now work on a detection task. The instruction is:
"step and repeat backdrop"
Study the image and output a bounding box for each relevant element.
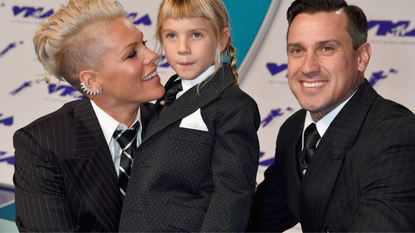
[1,0,414,231]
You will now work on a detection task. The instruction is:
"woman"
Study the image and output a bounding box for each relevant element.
[12,0,165,231]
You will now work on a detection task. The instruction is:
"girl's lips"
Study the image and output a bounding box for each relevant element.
[180,62,193,67]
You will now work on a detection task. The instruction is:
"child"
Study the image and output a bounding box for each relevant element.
[120,0,260,232]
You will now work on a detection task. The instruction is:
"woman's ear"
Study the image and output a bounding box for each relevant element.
[220,28,230,52]
[79,71,102,95]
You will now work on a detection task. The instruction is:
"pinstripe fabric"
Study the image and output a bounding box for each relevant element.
[13,97,152,232]
[250,79,415,232]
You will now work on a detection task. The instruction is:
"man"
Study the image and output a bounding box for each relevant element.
[248,0,415,232]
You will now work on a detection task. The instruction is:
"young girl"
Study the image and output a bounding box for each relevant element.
[120,0,260,232]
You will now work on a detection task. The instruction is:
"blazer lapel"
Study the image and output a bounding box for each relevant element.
[281,110,305,220]
[299,79,378,231]
[139,103,153,137]
[60,98,121,232]
[144,64,235,142]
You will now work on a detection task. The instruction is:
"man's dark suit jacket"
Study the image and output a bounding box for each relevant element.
[13,97,151,232]
[120,64,260,232]
[249,79,415,232]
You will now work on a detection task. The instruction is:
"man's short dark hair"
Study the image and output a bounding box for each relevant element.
[286,0,368,49]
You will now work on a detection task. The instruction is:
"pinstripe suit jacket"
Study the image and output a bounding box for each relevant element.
[120,64,260,232]
[13,97,151,232]
[249,79,415,232]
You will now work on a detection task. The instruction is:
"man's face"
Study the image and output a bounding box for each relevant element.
[287,11,370,121]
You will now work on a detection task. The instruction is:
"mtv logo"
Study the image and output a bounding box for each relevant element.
[368,20,415,37]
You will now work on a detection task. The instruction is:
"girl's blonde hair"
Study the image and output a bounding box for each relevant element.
[156,0,238,84]
[33,0,125,91]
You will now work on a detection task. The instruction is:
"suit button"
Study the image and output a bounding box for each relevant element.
[325,227,332,232]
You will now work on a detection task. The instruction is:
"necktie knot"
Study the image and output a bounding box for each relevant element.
[113,121,139,202]
[163,79,183,105]
[157,79,182,116]
[300,123,321,171]
[113,129,137,149]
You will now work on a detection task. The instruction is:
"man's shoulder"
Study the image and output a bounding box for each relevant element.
[369,97,415,129]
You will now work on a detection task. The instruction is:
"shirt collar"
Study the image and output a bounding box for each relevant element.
[90,99,141,145]
[176,65,216,98]
[304,89,357,138]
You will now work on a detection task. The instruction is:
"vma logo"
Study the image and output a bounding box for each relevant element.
[259,152,274,166]
[258,106,295,167]
[126,12,152,26]
[13,6,54,19]
[10,81,83,99]
[0,114,13,127]
[0,152,14,165]
[157,55,170,68]
[48,84,83,98]
[369,69,398,87]
[261,107,294,128]
[368,20,415,37]
[0,41,24,58]
[267,63,287,76]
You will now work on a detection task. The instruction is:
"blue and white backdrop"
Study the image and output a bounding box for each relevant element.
[1,0,414,231]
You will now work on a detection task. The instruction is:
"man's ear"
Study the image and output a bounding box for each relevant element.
[79,71,101,91]
[220,28,230,52]
[357,42,371,72]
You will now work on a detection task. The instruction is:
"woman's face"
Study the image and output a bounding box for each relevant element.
[95,17,165,109]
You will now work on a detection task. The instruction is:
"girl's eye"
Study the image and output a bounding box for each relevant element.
[127,50,137,59]
[193,33,201,38]
[143,40,147,46]
[167,33,176,39]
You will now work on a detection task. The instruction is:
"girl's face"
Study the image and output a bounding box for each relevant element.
[161,17,218,80]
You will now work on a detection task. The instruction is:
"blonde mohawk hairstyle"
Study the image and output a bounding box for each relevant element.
[33,0,125,91]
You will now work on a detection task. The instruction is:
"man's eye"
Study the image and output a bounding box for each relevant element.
[322,47,334,52]
[292,48,302,54]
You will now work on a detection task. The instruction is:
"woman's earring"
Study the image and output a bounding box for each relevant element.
[81,82,103,95]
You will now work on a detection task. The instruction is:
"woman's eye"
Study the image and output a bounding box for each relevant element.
[127,50,137,59]
[143,40,147,46]
[193,33,201,38]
